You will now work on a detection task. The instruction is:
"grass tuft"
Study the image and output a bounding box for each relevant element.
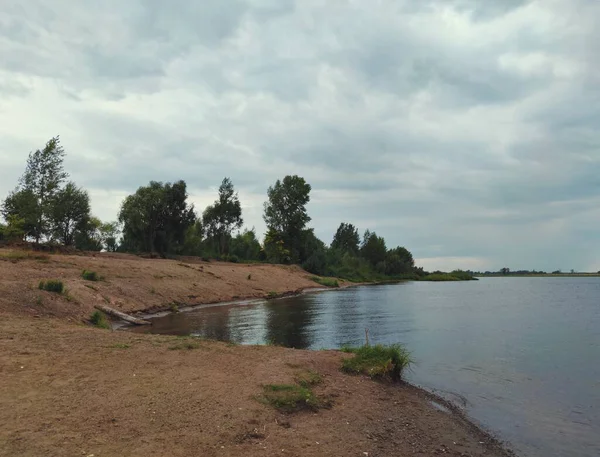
[81,270,99,281]
[309,276,340,287]
[260,384,326,412]
[267,291,278,299]
[294,369,323,388]
[421,273,460,282]
[341,344,412,382]
[0,250,50,263]
[90,310,110,329]
[38,280,64,293]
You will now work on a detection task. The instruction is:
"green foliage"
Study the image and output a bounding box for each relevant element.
[99,221,120,252]
[331,222,360,255]
[263,228,291,264]
[449,270,476,280]
[1,188,39,240]
[263,175,311,263]
[74,216,104,251]
[309,276,340,287]
[226,254,239,263]
[421,273,460,281]
[49,182,91,246]
[202,178,243,256]
[360,230,387,267]
[38,280,64,293]
[169,302,179,313]
[182,221,204,256]
[18,137,68,243]
[384,246,415,276]
[0,250,49,262]
[267,291,278,298]
[260,384,325,412]
[81,270,98,281]
[341,344,412,381]
[119,180,196,255]
[90,310,110,329]
[230,228,262,261]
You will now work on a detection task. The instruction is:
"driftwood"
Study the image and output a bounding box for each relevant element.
[94,304,151,326]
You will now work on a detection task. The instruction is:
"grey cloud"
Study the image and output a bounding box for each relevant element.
[1,0,599,271]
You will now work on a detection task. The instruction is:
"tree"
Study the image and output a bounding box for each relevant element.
[99,221,120,252]
[500,267,510,275]
[1,188,39,240]
[119,180,196,255]
[263,175,311,262]
[49,182,91,246]
[74,216,103,251]
[230,228,261,261]
[301,229,328,275]
[384,246,415,276]
[360,230,387,267]
[19,137,68,243]
[202,178,243,255]
[182,221,204,257]
[331,222,360,255]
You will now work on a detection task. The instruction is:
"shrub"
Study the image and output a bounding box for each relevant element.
[421,273,460,282]
[81,270,98,281]
[227,254,239,263]
[38,280,64,293]
[90,310,110,329]
[309,276,340,288]
[341,344,412,381]
[267,291,278,299]
[169,302,179,313]
[247,274,252,280]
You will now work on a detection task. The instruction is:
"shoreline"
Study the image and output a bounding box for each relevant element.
[0,249,516,456]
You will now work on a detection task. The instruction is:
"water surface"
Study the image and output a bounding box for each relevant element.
[138,278,600,457]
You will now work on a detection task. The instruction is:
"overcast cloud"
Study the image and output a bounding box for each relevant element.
[1,0,598,271]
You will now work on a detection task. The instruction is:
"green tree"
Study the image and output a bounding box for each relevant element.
[301,229,328,275]
[99,221,120,252]
[360,230,387,267]
[263,175,311,262]
[331,222,360,255]
[230,228,261,261]
[1,188,38,240]
[384,246,415,276]
[74,216,103,251]
[119,180,196,255]
[19,137,68,243]
[202,178,243,255]
[263,228,291,264]
[182,221,204,256]
[49,182,91,246]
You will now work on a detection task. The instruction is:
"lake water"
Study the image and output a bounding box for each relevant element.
[137,278,600,457]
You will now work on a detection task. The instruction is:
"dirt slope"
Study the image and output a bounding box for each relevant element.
[0,248,331,321]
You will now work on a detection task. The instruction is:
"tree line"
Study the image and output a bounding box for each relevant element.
[1,137,423,281]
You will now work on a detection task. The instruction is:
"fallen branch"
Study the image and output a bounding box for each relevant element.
[94,304,151,326]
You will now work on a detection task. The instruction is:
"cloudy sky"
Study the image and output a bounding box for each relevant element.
[1,0,598,271]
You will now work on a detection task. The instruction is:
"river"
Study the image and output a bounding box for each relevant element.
[136,277,600,457]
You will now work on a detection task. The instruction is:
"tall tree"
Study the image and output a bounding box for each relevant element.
[19,137,68,243]
[49,182,91,246]
[360,230,387,267]
[263,175,311,262]
[202,178,243,255]
[384,246,415,275]
[119,180,195,255]
[331,222,360,255]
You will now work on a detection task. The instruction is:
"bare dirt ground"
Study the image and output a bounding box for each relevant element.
[0,248,513,457]
[0,248,336,321]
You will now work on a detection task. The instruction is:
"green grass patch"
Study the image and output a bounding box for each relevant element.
[341,344,412,381]
[81,270,99,281]
[267,291,278,299]
[38,280,64,293]
[309,276,340,287]
[294,370,323,388]
[169,302,179,313]
[90,310,110,329]
[260,384,326,412]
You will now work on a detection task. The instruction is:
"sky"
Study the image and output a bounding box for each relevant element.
[0,0,598,272]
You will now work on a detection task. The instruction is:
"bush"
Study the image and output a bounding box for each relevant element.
[38,280,64,293]
[341,344,412,381]
[81,270,98,281]
[227,254,239,263]
[449,270,476,281]
[309,276,339,288]
[90,310,110,329]
[421,273,460,282]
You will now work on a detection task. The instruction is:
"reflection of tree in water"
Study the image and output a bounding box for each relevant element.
[193,307,232,341]
[264,296,317,349]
